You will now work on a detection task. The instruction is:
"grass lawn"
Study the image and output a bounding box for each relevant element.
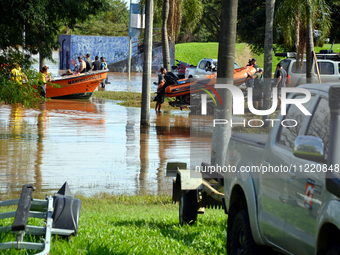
[92,91,189,112]
[175,42,340,76]
[175,42,283,75]
[0,194,227,255]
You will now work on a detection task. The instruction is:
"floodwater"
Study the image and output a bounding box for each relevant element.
[0,69,214,198]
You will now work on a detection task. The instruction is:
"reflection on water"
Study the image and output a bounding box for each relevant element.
[0,99,212,197]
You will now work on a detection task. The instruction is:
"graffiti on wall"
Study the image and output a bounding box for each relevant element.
[59,34,174,72]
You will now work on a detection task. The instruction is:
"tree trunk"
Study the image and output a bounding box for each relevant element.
[39,21,46,71]
[306,3,314,84]
[162,0,170,71]
[141,0,153,127]
[262,0,276,127]
[210,0,238,167]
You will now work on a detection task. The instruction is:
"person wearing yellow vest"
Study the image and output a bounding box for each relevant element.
[100,57,107,70]
[38,66,51,83]
[38,66,51,98]
[10,63,27,84]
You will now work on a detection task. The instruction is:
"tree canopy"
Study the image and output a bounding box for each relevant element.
[70,0,129,36]
[0,0,109,61]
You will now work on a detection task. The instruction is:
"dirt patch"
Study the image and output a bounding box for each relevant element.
[235,45,252,67]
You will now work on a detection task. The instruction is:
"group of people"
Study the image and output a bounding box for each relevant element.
[77,53,110,87]
[248,58,287,110]
[77,54,108,73]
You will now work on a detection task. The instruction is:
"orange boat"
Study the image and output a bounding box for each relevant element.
[163,66,256,99]
[46,70,108,99]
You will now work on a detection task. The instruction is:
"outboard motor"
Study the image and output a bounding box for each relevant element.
[326,85,340,198]
[164,72,179,86]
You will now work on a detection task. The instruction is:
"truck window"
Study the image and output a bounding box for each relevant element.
[306,98,330,159]
[280,59,291,73]
[278,95,314,150]
[199,60,207,69]
[291,61,317,74]
[291,62,306,74]
[318,62,334,75]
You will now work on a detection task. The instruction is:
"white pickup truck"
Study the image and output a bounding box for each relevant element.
[170,83,340,255]
[223,83,340,255]
[184,58,240,78]
[276,52,340,86]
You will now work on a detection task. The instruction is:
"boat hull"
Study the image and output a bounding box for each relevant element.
[46,70,108,99]
[164,67,256,98]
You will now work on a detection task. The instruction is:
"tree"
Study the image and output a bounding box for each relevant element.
[275,0,331,81]
[71,0,130,37]
[0,0,109,63]
[162,0,170,71]
[141,0,153,127]
[211,0,238,168]
[262,0,276,120]
[0,0,109,107]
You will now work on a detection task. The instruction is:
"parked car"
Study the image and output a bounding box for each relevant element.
[184,58,241,79]
[171,59,194,79]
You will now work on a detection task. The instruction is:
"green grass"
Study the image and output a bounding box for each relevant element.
[175,42,283,76]
[175,42,250,67]
[92,91,189,111]
[315,43,340,53]
[174,42,340,76]
[0,194,227,255]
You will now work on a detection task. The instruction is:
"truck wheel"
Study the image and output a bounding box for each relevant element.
[184,95,191,104]
[179,190,198,226]
[229,209,261,255]
[326,244,340,255]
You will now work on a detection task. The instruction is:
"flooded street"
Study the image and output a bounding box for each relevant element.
[0,72,213,198]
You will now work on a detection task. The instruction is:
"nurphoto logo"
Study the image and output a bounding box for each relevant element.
[199,84,312,128]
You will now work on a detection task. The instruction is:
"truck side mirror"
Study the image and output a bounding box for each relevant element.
[293,136,325,163]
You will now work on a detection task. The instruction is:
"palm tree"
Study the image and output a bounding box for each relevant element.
[210,0,238,168]
[263,0,276,119]
[162,0,170,71]
[158,0,203,69]
[141,0,153,126]
[275,0,331,82]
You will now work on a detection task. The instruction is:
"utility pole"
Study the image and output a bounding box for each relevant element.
[210,0,238,167]
[128,36,131,81]
[140,0,153,126]
[127,0,132,81]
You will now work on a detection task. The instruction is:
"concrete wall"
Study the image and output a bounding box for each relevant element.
[108,45,173,72]
[59,34,175,72]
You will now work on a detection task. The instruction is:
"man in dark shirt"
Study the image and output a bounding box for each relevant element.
[92,56,101,71]
[274,62,287,109]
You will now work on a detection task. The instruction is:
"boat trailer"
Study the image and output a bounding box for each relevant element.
[166,162,226,225]
[0,182,81,254]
